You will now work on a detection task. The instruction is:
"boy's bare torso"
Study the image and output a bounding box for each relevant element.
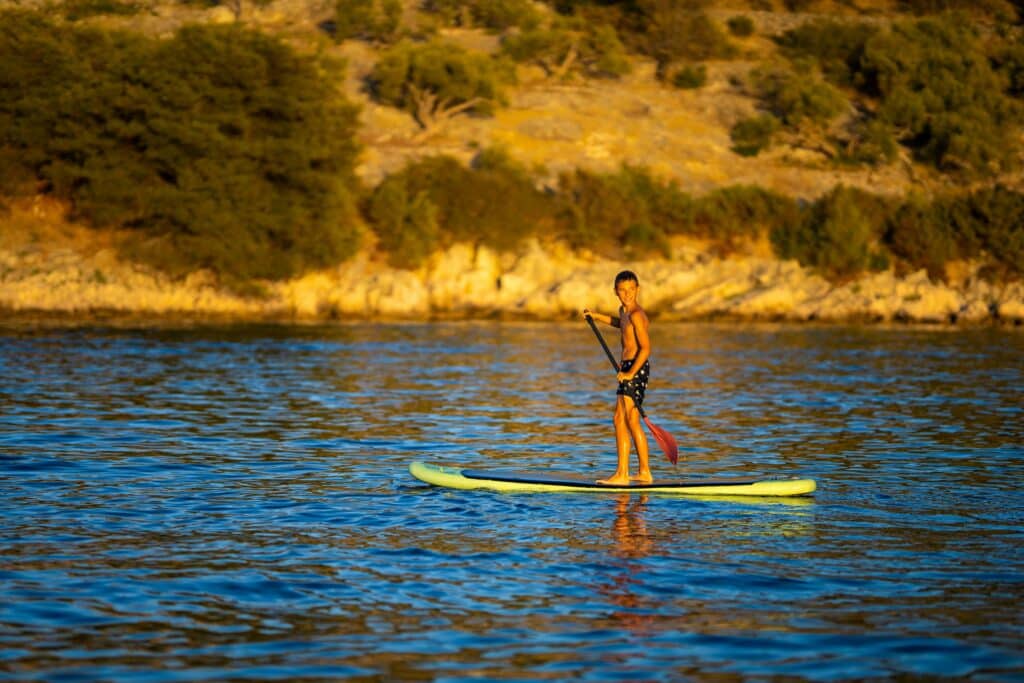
[619,305,645,362]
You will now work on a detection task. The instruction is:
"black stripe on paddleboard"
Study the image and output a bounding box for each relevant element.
[461,469,761,489]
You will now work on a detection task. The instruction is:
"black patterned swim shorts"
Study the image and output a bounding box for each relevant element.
[616,358,650,408]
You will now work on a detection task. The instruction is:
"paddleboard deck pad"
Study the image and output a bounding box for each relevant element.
[410,461,816,497]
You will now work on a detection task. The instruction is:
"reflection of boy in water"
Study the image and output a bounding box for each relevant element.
[582,270,652,485]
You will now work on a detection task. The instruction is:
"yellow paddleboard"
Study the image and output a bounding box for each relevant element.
[409,461,816,497]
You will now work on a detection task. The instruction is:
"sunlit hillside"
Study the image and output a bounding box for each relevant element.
[1,0,1022,320]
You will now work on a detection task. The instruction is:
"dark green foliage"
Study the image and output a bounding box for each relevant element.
[861,15,1021,176]
[64,0,140,21]
[557,165,700,257]
[896,0,1019,20]
[552,168,800,257]
[726,15,755,38]
[622,222,671,259]
[772,186,890,279]
[780,13,1022,177]
[365,151,557,267]
[886,186,1024,280]
[423,0,541,31]
[776,20,878,88]
[730,114,779,156]
[993,43,1024,98]
[369,39,511,129]
[367,176,440,269]
[501,21,630,80]
[671,63,707,89]
[750,61,849,127]
[623,3,736,75]
[691,185,801,250]
[558,168,649,254]
[334,0,402,43]
[845,119,899,164]
[885,194,958,278]
[0,11,363,284]
[952,186,1024,276]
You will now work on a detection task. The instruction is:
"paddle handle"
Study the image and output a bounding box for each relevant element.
[585,314,620,372]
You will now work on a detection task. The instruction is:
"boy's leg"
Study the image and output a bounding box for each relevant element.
[598,397,633,485]
[624,396,652,482]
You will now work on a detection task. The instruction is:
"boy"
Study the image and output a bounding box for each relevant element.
[582,270,652,485]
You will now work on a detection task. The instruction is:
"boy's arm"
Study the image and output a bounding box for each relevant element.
[582,308,621,328]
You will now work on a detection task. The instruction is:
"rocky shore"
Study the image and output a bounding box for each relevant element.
[2,213,1021,325]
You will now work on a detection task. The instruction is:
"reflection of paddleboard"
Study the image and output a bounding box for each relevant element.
[409,462,816,497]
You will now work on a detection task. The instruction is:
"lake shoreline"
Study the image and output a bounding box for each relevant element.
[3,239,1023,327]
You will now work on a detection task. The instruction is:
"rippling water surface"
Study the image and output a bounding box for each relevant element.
[2,319,1022,681]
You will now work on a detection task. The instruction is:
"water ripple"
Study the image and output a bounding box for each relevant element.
[1,321,1022,681]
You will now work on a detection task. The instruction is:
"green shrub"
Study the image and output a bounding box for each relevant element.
[751,61,848,127]
[860,15,1021,176]
[557,168,644,253]
[627,6,736,75]
[726,15,755,38]
[365,151,557,264]
[730,114,779,156]
[692,186,801,249]
[369,39,511,132]
[422,0,541,31]
[896,0,1019,20]
[333,0,401,43]
[772,186,889,279]
[623,222,671,259]
[776,20,879,87]
[64,0,140,20]
[671,63,707,89]
[612,165,695,238]
[501,20,630,80]
[0,12,363,284]
[953,186,1024,276]
[846,119,899,164]
[367,176,440,269]
[884,195,958,278]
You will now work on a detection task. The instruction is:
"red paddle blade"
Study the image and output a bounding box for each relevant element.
[644,416,679,465]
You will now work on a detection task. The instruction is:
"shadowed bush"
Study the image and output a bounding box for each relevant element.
[730,114,779,156]
[772,186,890,280]
[365,150,558,267]
[778,13,1022,177]
[0,11,363,285]
[885,194,959,278]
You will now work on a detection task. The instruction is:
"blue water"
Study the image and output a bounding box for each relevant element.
[1,320,1022,681]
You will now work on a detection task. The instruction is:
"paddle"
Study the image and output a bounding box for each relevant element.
[585,314,679,465]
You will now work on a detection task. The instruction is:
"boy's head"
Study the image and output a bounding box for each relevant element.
[614,270,639,288]
[614,270,640,305]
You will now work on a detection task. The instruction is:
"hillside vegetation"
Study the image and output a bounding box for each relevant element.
[1,0,1023,291]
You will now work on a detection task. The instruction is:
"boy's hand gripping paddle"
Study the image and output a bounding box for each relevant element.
[585,314,679,465]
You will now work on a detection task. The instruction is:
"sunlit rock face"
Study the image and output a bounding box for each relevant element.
[3,227,1021,325]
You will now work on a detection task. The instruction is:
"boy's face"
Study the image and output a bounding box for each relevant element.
[615,279,638,307]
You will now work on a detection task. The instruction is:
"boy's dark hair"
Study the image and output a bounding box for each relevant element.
[614,270,639,286]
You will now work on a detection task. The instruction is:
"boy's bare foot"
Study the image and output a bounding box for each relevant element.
[597,474,631,485]
[630,473,653,484]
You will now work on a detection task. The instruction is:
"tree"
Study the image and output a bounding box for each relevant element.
[501,20,630,81]
[422,0,541,31]
[626,1,735,77]
[746,60,849,158]
[369,39,511,137]
[334,0,401,44]
[0,12,364,283]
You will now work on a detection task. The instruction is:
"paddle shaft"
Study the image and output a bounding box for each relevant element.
[585,314,621,373]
